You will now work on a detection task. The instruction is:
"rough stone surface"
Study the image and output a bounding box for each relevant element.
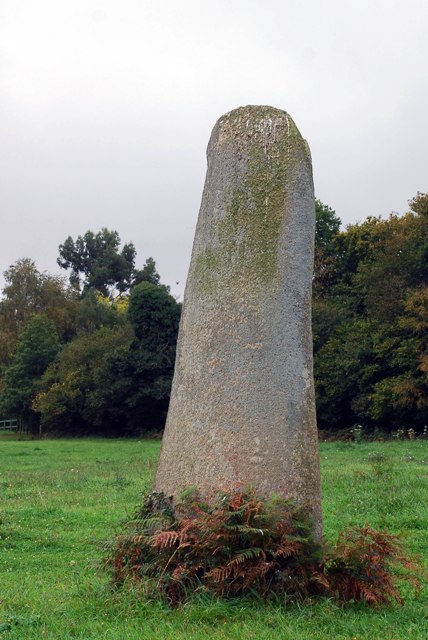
[154,105,322,536]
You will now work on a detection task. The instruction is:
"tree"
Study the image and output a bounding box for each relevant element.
[91,282,181,433]
[133,257,162,287]
[33,324,133,434]
[315,200,341,254]
[0,259,76,365]
[57,228,137,296]
[351,211,427,322]
[314,318,378,430]
[0,315,59,432]
[409,191,428,218]
[312,192,428,432]
[368,287,428,429]
[70,290,128,335]
[34,282,181,435]
[127,281,180,346]
[408,192,428,283]
[313,200,342,299]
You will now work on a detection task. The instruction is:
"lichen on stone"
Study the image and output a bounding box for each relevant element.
[194,106,306,293]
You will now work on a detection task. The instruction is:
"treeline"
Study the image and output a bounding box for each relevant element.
[0,230,181,436]
[0,193,427,436]
[313,192,428,433]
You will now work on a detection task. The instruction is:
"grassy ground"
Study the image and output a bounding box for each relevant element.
[0,436,427,639]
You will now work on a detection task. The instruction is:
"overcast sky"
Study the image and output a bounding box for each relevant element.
[1,0,427,298]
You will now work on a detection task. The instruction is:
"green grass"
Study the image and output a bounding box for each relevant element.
[0,437,427,639]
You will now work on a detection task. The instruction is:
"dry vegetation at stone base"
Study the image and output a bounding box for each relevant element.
[0,436,427,639]
[107,489,421,606]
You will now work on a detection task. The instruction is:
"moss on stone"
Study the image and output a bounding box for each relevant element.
[193,107,306,294]
[193,247,221,294]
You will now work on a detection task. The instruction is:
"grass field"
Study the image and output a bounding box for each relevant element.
[0,436,427,639]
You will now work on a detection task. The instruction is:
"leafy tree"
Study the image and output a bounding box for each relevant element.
[313,200,342,300]
[34,324,133,434]
[57,228,137,296]
[90,282,181,433]
[351,212,426,322]
[368,287,428,429]
[127,281,180,345]
[409,191,428,218]
[70,290,128,335]
[0,315,59,432]
[133,257,162,287]
[0,259,76,365]
[313,192,428,432]
[315,200,341,253]
[34,282,181,435]
[408,192,428,283]
[314,318,379,430]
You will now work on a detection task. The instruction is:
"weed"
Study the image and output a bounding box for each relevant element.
[366,452,386,463]
[350,425,364,444]
[109,474,134,489]
[403,454,416,462]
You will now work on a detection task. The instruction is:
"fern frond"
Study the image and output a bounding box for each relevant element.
[242,561,275,588]
[359,583,381,605]
[205,564,234,583]
[273,541,301,558]
[310,571,331,591]
[229,547,266,566]
[225,524,268,536]
[151,530,180,549]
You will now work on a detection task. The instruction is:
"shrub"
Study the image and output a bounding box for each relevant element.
[105,489,422,606]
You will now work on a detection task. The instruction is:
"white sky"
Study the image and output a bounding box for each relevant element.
[1,0,427,298]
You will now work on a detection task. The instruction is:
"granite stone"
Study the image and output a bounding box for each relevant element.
[154,105,322,537]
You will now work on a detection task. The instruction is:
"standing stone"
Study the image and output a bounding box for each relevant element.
[154,105,322,536]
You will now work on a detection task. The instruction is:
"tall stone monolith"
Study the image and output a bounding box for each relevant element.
[154,105,322,536]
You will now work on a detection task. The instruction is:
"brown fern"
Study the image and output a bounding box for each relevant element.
[105,490,423,606]
[323,525,422,605]
[151,530,180,549]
